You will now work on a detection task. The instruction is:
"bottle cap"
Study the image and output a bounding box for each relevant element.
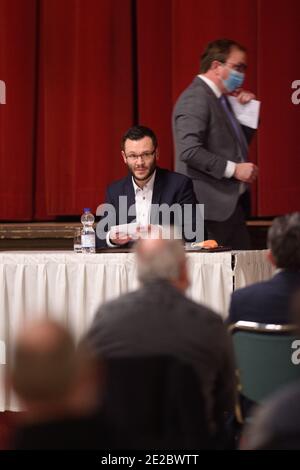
[84,208,91,213]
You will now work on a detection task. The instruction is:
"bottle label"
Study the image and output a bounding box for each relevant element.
[81,234,95,248]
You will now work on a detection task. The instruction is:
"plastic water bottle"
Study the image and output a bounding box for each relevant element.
[81,208,96,253]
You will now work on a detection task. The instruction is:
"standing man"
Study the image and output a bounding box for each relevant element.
[173,39,258,249]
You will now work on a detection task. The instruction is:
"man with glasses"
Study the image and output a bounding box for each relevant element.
[173,39,259,249]
[96,125,200,247]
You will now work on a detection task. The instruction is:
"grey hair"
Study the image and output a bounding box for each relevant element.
[137,238,186,284]
[267,212,300,269]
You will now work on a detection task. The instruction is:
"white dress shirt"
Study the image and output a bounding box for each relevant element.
[132,170,156,226]
[106,171,156,247]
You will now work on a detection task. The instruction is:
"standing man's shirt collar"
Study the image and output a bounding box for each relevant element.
[198,75,222,98]
[132,169,156,193]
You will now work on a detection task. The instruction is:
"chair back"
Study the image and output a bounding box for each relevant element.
[101,355,211,450]
[230,321,300,404]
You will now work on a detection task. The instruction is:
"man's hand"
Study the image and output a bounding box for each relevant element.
[135,224,162,239]
[234,163,258,183]
[110,224,162,245]
[110,232,133,246]
[232,88,256,104]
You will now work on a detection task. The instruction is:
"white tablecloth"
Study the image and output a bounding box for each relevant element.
[233,250,275,290]
[0,249,273,410]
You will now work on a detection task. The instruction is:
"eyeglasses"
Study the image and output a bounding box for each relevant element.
[125,150,156,161]
[225,61,247,73]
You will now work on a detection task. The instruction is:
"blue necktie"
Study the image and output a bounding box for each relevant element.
[220,95,248,162]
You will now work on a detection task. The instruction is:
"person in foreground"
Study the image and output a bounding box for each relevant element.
[8,319,109,449]
[228,212,300,325]
[173,38,259,249]
[96,125,202,248]
[85,232,236,446]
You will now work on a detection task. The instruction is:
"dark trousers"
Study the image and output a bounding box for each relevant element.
[205,196,251,250]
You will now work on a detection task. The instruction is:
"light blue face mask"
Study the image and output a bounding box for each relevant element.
[222,69,245,92]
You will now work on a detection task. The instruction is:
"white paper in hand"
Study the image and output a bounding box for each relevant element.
[227,96,261,129]
[110,223,140,239]
[110,223,162,240]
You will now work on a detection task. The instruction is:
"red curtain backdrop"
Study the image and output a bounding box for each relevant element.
[257,0,300,215]
[0,0,299,220]
[35,0,133,218]
[0,0,37,220]
[136,0,173,169]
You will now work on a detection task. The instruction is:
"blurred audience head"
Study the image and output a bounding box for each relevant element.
[136,229,189,292]
[267,212,300,270]
[10,319,102,422]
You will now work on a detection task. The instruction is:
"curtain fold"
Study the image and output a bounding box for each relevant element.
[0,0,38,220]
[257,0,300,215]
[136,0,173,169]
[35,0,133,217]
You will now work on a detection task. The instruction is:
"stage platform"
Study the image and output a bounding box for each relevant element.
[0,220,272,251]
[0,223,80,250]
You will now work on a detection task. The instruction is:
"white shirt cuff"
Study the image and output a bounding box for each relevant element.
[106,231,117,248]
[224,160,236,178]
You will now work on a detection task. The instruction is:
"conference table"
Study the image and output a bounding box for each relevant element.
[0,249,274,411]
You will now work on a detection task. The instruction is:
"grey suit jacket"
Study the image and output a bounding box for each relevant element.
[85,280,236,434]
[172,76,254,221]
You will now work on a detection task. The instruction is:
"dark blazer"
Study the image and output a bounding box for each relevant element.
[96,167,200,247]
[228,270,300,325]
[85,280,236,436]
[172,77,254,221]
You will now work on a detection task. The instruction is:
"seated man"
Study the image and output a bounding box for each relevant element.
[228,212,300,325]
[96,125,203,247]
[84,235,236,446]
